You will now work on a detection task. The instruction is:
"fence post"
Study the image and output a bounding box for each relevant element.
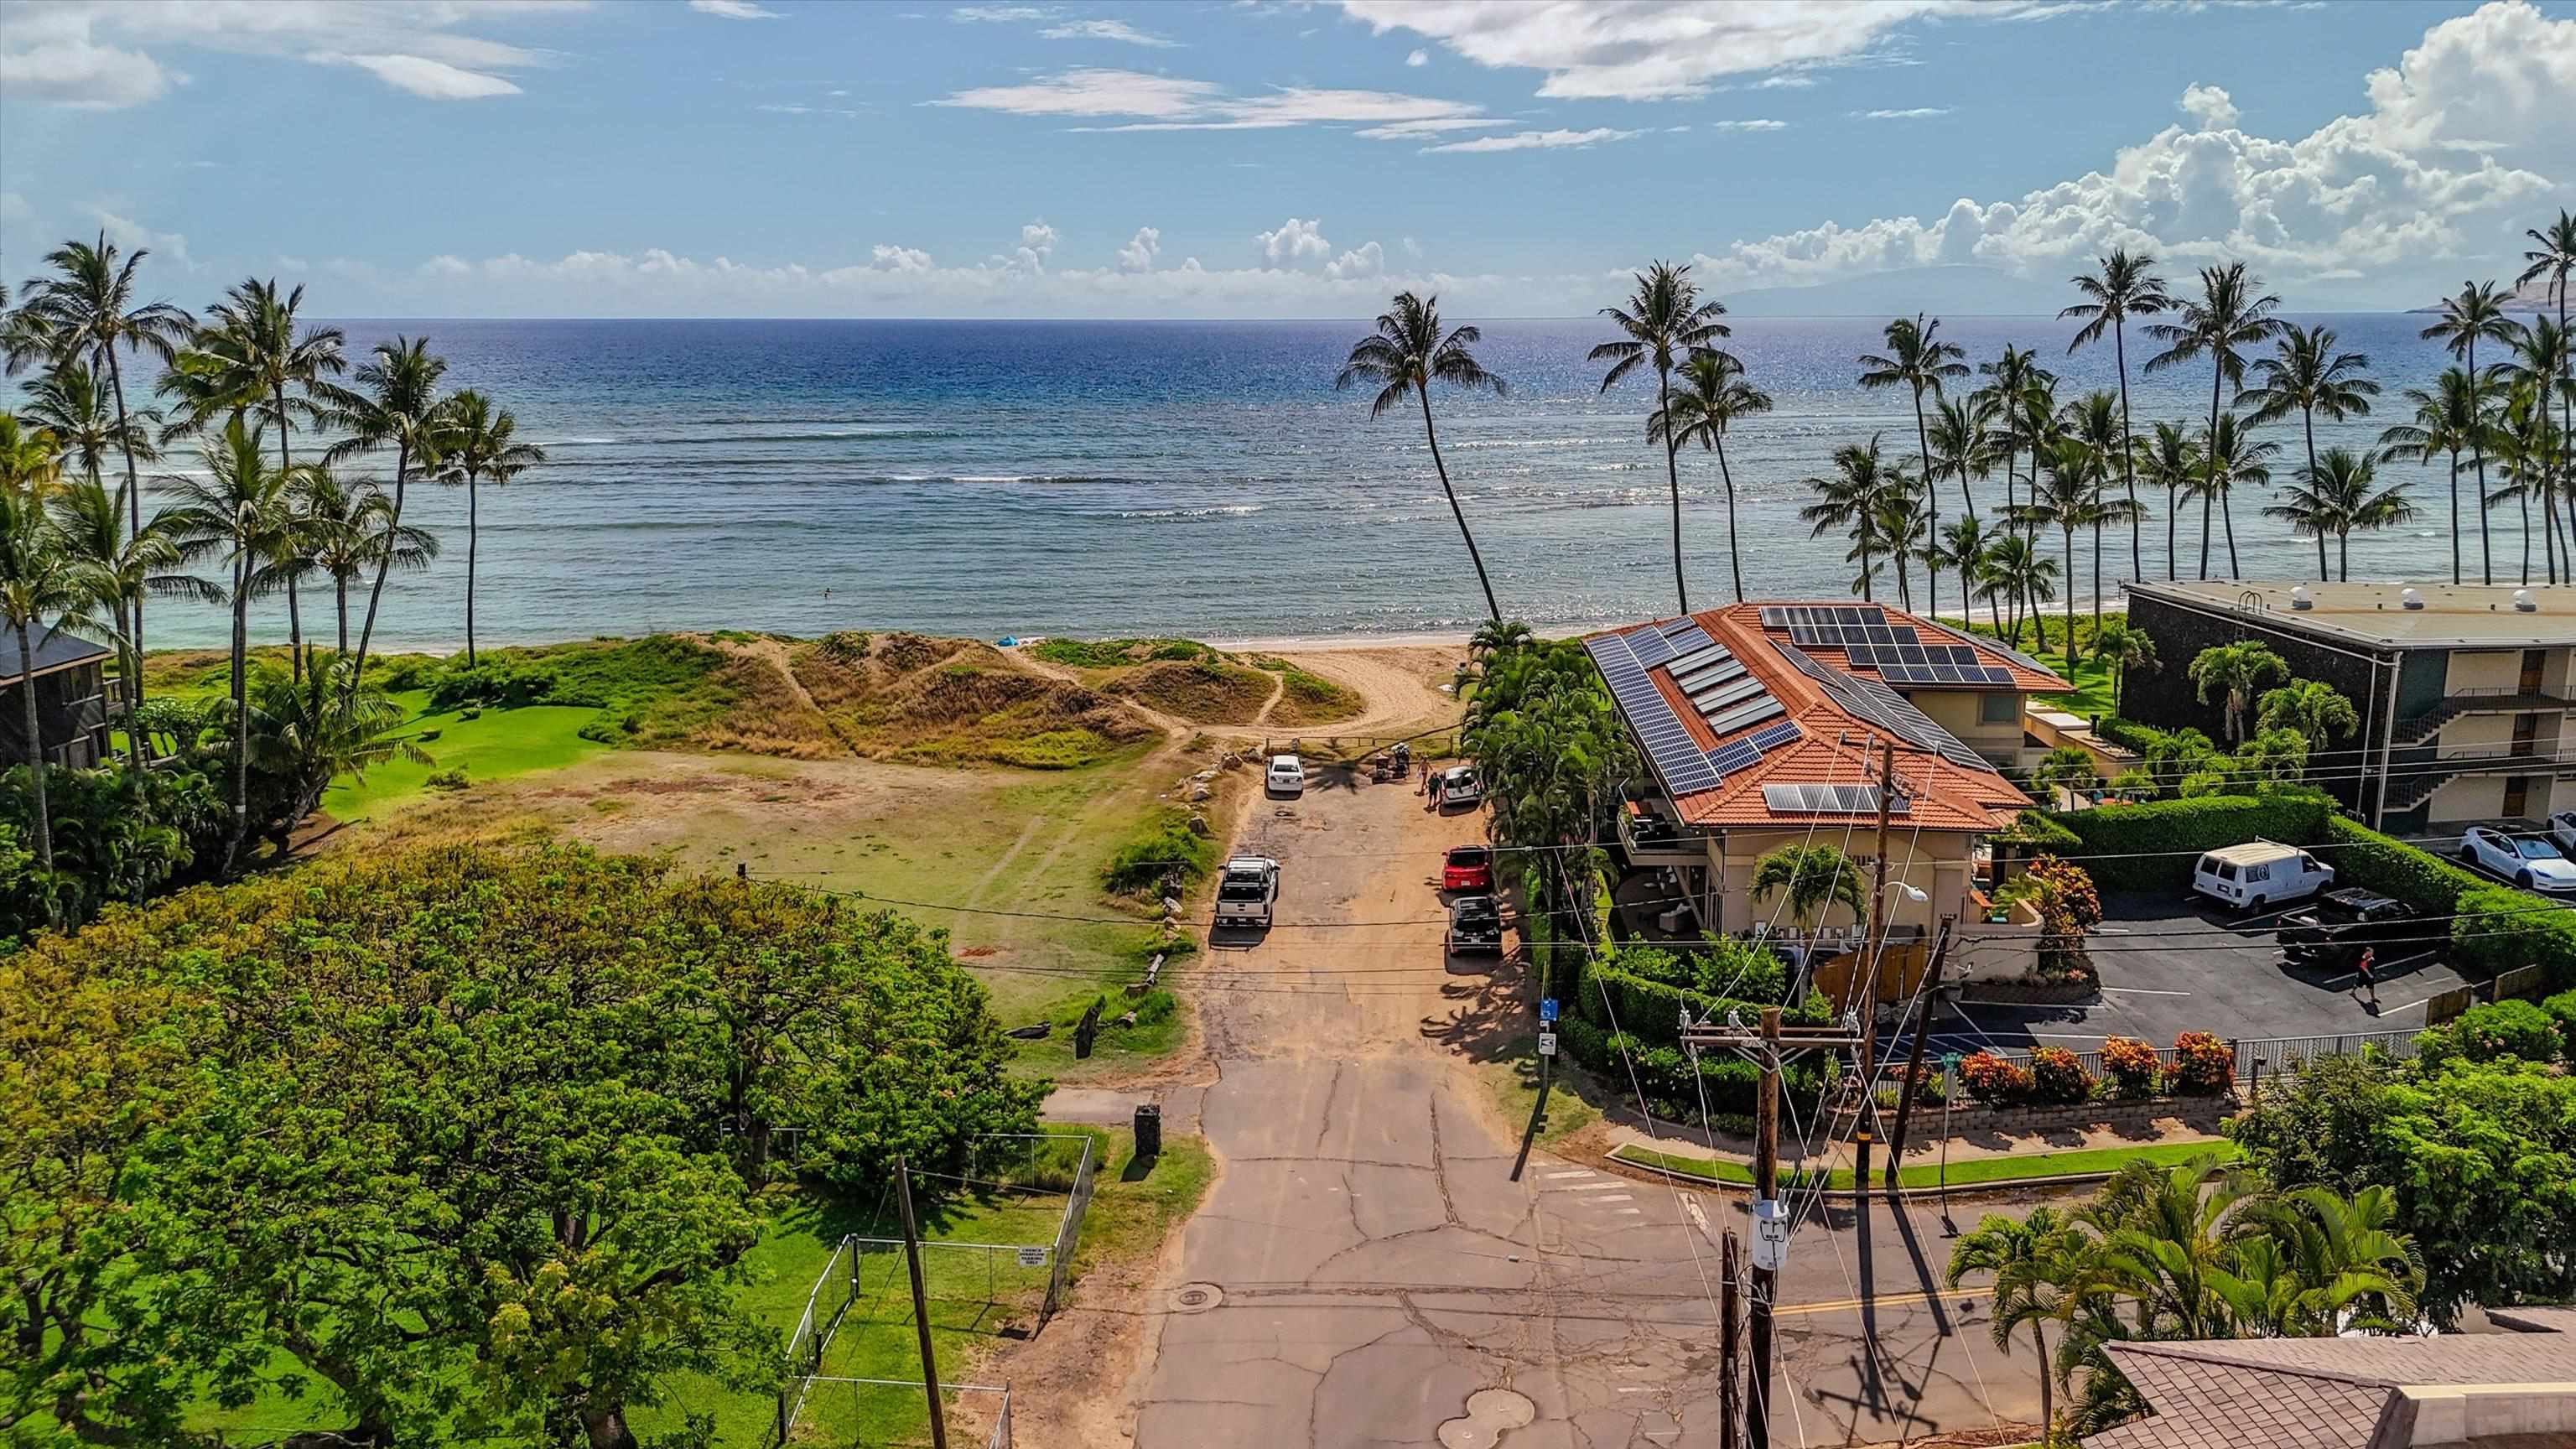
[2246,1048,2261,1107]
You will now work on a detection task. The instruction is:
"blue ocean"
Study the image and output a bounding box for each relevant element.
[125,313,2490,651]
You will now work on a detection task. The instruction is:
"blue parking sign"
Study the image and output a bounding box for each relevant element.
[1540,999,1559,1023]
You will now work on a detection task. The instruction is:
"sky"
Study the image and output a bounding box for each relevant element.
[1,0,2570,318]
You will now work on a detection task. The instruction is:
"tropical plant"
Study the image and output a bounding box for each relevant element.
[2233,725,2311,784]
[1947,1207,2082,1445]
[1648,347,1770,604]
[1458,631,1634,930]
[2255,678,2357,746]
[50,480,215,759]
[13,233,194,534]
[2033,745,2103,802]
[2063,251,2174,583]
[2140,726,2220,797]
[1924,513,1993,631]
[0,488,114,874]
[2090,616,2158,716]
[2143,262,2285,579]
[1859,314,1971,615]
[318,336,454,699]
[0,413,63,497]
[18,359,157,492]
[1799,434,1911,605]
[1866,480,1928,610]
[2490,366,2570,584]
[2521,209,2576,519]
[1976,345,2057,522]
[1925,395,1998,615]
[2015,438,2106,671]
[2376,369,2490,586]
[1595,262,1731,613]
[2130,420,2201,586]
[2188,413,2280,580]
[2063,393,2146,637]
[236,656,431,859]
[1981,532,2059,654]
[296,465,439,654]
[2239,324,2379,522]
[431,390,546,667]
[2188,641,2289,745]
[1337,293,1508,621]
[1750,842,1865,936]
[2420,280,2521,584]
[2262,448,2417,581]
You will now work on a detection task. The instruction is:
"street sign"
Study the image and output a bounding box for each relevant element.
[1539,998,1559,1024]
[1942,1052,1961,1071]
[1536,1031,1558,1057]
[1016,1246,1050,1269]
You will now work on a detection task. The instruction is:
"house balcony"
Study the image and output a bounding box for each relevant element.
[1618,801,1716,868]
[2383,740,2568,812]
[2392,688,2576,745]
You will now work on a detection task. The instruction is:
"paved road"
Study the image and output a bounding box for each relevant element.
[1133,768,2045,1448]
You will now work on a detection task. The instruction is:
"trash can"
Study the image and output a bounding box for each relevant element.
[1133,1102,1162,1160]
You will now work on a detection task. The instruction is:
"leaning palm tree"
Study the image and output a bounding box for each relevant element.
[2240,324,2378,506]
[160,418,299,874]
[2420,281,2520,584]
[1924,395,1997,616]
[2522,210,2576,505]
[1975,345,2056,522]
[2376,369,2489,587]
[434,390,546,667]
[1859,314,1971,615]
[298,467,440,654]
[2266,448,2416,581]
[1337,293,1509,621]
[50,480,213,759]
[1799,435,1908,605]
[2062,251,2174,583]
[318,337,454,698]
[19,360,157,492]
[1948,1208,2081,1446]
[2143,262,2285,579]
[1649,348,1769,605]
[0,487,115,873]
[1593,262,1731,613]
[2189,414,2280,581]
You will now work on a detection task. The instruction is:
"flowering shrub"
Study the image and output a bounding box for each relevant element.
[2028,1046,2096,1104]
[2025,854,2104,931]
[2170,1031,2236,1094]
[1958,1051,2033,1108]
[2013,854,2103,981]
[2100,1036,2163,1098]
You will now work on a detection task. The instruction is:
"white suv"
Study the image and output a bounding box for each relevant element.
[1439,765,1483,807]
[1266,755,1305,795]
[2459,825,2576,893]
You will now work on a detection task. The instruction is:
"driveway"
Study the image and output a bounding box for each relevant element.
[1934,890,2475,1057]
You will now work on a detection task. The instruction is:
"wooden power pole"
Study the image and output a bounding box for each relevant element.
[895,1157,949,1449]
[1721,1229,1743,1449]
[1853,738,1898,1192]
[1884,917,1955,1187]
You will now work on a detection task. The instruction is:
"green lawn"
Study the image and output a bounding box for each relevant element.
[1610,1138,2236,1192]
[326,692,609,819]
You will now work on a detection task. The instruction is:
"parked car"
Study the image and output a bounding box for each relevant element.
[1442,844,1493,892]
[2190,839,2333,911]
[1446,894,1504,954]
[2548,809,2576,854]
[1266,754,1305,795]
[1215,855,1280,928]
[2276,888,2423,970]
[1438,764,1483,808]
[2458,825,2576,893]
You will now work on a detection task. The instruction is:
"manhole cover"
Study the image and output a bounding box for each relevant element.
[1437,1387,1535,1448]
[1170,1283,1223,1314]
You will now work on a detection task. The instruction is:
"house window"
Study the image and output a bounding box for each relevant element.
[1980,693,2019,726]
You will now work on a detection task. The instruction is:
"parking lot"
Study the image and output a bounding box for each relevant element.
[1930,889,2480,1057]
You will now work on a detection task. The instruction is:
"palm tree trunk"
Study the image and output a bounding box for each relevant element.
[2209,366,2240,578]
[2519,489,2532,586]
[1418,391,1501,621]
[2449,450,2463,585]
[336,579,350,656]
[104,345,146,709]
[2063,527,2076,673]
[2199,487,2214,582]
[2035,1323,2054,1446]
[1913,384,1940,617]
[16,625,53,875]
[273,385,305,682]
[2116,320,2142,584]
[2091,522,2104,643]
[1858,540,1874,603]
[222,553,252,875]
[348,442,409,703]
[2471,340,2492,585]
[2340,527,2350,583]
[1714,439,1746,604]
[465,470,480,667]
[2167,479,2181,582]
[1659,369,1688,615]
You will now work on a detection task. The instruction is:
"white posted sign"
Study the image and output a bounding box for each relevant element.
[1537,1031,1558,1057]
[1017,1245,1050,1269]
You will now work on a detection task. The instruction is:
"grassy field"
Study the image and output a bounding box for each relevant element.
[1610,1138,2236,1191]
[327,693,610,819]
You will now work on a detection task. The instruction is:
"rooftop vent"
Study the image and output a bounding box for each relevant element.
[2402,588,2425,610]
[2516,588,2538,613]
[2289,584,2315,610]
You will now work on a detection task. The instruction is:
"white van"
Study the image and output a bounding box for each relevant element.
[2191,840,2334,911]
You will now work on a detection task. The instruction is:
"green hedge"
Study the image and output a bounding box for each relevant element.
[1569,953,1831,1046]
[2315,815,2485,917]
[2032,789,2336,893]
[2451,884,2576,989]
[2095,716,2169,754]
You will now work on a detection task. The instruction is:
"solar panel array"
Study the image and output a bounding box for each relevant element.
[1774,644,2002,776]
[1585,626,1809,799]
[1844,640,2018,687]
[1585,631,1721,795]
[1761,783,1909,815]
[1914,614,2054,677]
[1787,621,1922,650]
[1758,605,1888,631]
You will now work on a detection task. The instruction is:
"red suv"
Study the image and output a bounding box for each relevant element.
[1442,845,1493,892]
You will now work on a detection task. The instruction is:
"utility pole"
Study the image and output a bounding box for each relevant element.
[1721,1229,1743,1449]
[1853,738,1898,1192]
[1683,1005,1865,1449]
[1883,917,1955,1188]
[895,1157,949,1449]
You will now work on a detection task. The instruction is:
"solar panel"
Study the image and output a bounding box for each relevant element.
[1668,638,1733,676]
[1888,626,1920,645]
[1758,606,1790,628]
[1748,719,1804,754]
[1706,739,1761,777]
[1627,626,1680,669]
[1675,659,1747,695]
[1662,621,1715,654]
[1915,614,2054,676]
[1971,665,2015,686]
[1760,783,1911,815]
[1584,634,1722,795]
[1703,694,1786,737]
[1844,643,1877,667]
[1690,675,1767,714]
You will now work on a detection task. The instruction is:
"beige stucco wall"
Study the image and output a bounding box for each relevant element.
[1706,828,1978,937]
[2448,648,2530,693]
[1911,689,2027,764]
[2441,713,2516,758]
[2427,773,2558,825]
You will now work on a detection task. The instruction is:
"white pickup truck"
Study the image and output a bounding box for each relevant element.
[1214,855,1280,929]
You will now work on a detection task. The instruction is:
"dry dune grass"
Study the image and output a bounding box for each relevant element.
[1107,658,1275,724]
[782,631,1158,768]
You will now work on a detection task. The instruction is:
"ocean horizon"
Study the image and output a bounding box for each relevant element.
[80,312,2527,653]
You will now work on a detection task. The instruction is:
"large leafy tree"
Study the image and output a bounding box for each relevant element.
[1337,293,1509,621]
[436,390,546,667]
[1594,262,1731,614]
[2376,369,2489,586]
[1459,630,1635,931]
[2143,262,2284,579]
[319,336,456,699]
[2419,280,2520,584]
[1648,347,1770,605]
[2187,640,2289,745]
[1858,314,1971,615]
[2062,251,2174,583]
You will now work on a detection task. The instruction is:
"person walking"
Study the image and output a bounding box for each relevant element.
[2355,945,2378,1013]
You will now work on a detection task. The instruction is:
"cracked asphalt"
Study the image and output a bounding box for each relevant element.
[1130,768,2049,1448]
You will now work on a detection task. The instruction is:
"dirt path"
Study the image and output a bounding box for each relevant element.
[1270,646,1465,740]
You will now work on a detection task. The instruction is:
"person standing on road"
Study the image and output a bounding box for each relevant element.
[2355,946,2378,1012]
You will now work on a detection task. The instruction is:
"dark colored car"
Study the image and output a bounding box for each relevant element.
[1446,894,1504,954]
[1442,844,1493,892]
[2277,888,2422,969]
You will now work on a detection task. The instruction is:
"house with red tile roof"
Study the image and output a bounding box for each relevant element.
[1582,601,2069,946]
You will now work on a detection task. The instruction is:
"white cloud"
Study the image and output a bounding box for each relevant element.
[422,253,474,277]
[0,34,166,107]
[1401,236,1421,257]
[934,67,1218,117]
[92,209,192,267]
[758,103,860,117]
[1422,126,1644,154]
[871,244,934,273]
[1254,216,1333,269]
[337,53,522,99]
[1041,18,1177,47]
[1855,106,1949,120]
[1707,118,1789,132]
[0,0,554,106]
[689,0,781,17]
[1115,226,1161,273]
[1324,240,1384,280]
[1351,117,1508,139]
[996,221,1057,275]
[951,4,1048,19]
[2177,82,2237,131]
[1405,47,1426,66]
[1755,74,1816,89]
[938,66,1489,135]
[1336,0,2052,101]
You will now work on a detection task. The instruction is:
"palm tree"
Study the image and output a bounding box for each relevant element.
[18,361,156,492]
[1799,435,1907,605]
[1948,1208,2081,1446]
[2257,678,2360,746]
[2132,421,2201,583]
[2487,380,2566,585]
[2501,318,2574,581]
[1982,534,2059,653]
[2190,415,2280,581]
[2015,439,2103,674]
[1925,396,1997,617]
[2377,370,2489,586]
[2420,281,2520,584]
[1649,349,1770,605]
[2239,324,2379,530]
[434,391,546,667]
[1867,484,1928,611]
[1924,514,1992,632]
[2286,449,2415,581]
[175,279,345,679]
[2064,392,2145,634]
[318,337,454,698]
[1594,262,1731,614]
[2224,1185,2424,1336]
[0,487,116,873]
[2188,641,2289,746]
[2521,210,2576,509]
[0,414,65,496]
[1337,293,1509,621]
[2090,616,2158,716]
[50,480,214,760]
[239,656,432,860]
[1859,314,1971,615]
[1750,842,1865,937]
[161,418,299,873]
[297,467,439,655]
[2143,263,2285,579]
[2063,251,2174,584]
[1976,346,2056,523]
